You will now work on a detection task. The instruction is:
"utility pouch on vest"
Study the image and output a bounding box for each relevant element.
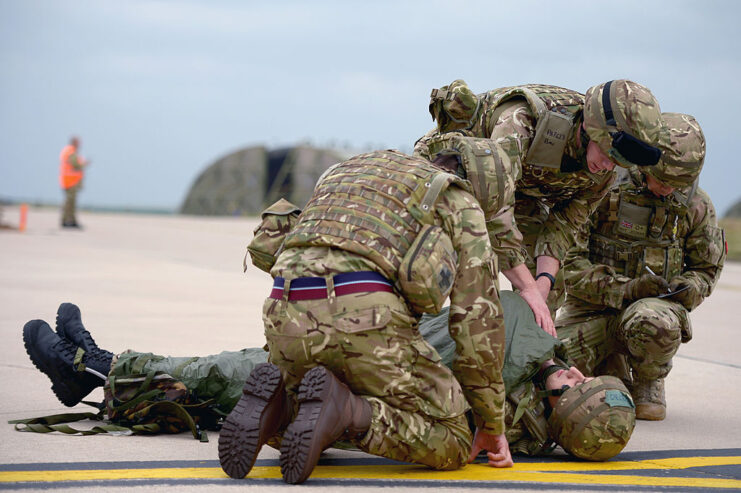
[398,224,457,314]
[665,245,684,280]
[524,110,574,169]
[246,198,301,273]
[616,201,651,240]
[642,246,668,279]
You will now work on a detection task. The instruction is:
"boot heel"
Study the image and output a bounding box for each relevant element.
[244,363,283,401]
[218,363,287,479]
[297,366,328,402]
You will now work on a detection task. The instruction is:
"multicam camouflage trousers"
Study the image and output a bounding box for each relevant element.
[263,289,472,470]
[555,297,691,382]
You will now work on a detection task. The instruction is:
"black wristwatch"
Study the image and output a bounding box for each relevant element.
[536,272,556,290]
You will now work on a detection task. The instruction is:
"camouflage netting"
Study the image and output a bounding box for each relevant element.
[180,145,349,216]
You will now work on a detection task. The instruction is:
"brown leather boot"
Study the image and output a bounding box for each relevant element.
[632,378,666,421]
[280,365,372,484]
[218,363,292,479]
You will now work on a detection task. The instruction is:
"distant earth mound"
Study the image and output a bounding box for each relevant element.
[725,198,741,218]
[180,145,349,216]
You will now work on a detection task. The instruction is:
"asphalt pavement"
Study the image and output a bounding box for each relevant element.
[1,206,739,492]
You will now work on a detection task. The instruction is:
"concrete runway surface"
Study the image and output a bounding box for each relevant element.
[1,206,739,492]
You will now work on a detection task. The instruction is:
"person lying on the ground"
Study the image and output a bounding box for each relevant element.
[22,292,635,465]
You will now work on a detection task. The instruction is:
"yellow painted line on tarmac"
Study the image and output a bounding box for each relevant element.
[2,456,740,489]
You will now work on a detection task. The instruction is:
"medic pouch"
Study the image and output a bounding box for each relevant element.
[9,371,220,442]
[246,198,301,273]
[398,224,457,314]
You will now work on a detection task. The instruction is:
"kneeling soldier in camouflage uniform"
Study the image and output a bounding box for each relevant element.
[22,293,635,464]
[236,147,511,483]
[556,113,725,420]
[415,79,668,331]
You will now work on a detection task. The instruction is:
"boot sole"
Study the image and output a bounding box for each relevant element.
[55,303,81,341]
[280,366,332,485]
[218,363,285,479]
[23,321,81,407]
[635,404,666,421]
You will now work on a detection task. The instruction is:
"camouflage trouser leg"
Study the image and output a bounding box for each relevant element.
[110,348,269,415]
[556,300,617,376]
[263,289,472,470]
[514,196,565,316]
[615,298,688,381]
[62,186,78,224]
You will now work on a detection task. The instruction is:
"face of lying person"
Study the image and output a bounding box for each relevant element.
[545,366,594,408]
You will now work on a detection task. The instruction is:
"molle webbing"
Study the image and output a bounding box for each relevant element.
[481,84,584,169]
[590,185,687,278]
[507,383,552,453]
[551,382,613,431]
[283,151,454,280]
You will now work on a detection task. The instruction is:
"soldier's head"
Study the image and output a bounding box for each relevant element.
[583,80,667,170]
[546,375,636,461]
[642,112,705,195]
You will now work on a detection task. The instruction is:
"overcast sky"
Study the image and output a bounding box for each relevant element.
[1,0,740,215]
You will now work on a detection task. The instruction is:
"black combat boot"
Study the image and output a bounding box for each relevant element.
[23,320,111,407]
[55,303,114,364]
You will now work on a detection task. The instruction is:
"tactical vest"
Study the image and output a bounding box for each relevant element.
[424,133,511,219]
[588,173,688,281]
[480,84,584,169]
[282,150,468,284]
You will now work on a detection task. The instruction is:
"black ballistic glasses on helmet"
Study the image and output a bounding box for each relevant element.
[602,80,662,167]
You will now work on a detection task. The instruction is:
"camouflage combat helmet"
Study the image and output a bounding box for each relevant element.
[428,79,480,133]
[642,112,705,189]
[583,80,668,168]
[547,375,636,461]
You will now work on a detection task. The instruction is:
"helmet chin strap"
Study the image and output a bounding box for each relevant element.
[534,361,573,418]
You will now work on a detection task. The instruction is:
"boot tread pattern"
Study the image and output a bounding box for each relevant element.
[218,363,283,479]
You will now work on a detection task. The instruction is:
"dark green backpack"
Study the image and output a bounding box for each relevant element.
[9,371,222,442]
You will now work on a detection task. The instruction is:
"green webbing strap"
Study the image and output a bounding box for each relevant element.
[420,173,451,214]
[512,393,531,426]
[73,347,86,371]
[131,354,158,374]
[108,371,158,404]
[172,357,199,379]
[553,383,612,429]
[569,402,610,441]
[8,411,132,436]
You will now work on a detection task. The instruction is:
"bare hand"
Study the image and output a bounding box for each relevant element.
[519,285,556,337]
[467,428,513,468]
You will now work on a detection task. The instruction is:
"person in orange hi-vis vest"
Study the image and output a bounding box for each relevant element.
[59,136,89,228]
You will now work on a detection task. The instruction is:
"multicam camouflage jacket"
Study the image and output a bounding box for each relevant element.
[415,82,615,271]
[564,167,726,311]
[271,150,507,434]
